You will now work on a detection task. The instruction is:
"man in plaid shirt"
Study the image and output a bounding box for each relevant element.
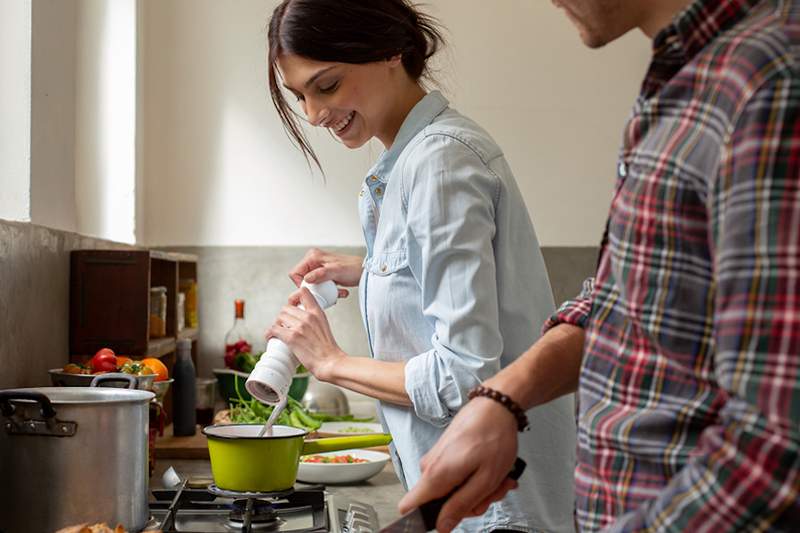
[400,0,799,531]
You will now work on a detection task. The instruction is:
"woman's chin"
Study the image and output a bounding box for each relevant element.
[341,135,370,149]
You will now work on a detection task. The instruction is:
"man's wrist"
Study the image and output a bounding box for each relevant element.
[468,385,529,432]
[470,396,519,433]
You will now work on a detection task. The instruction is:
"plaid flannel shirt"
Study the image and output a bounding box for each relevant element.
[544,0,800,530]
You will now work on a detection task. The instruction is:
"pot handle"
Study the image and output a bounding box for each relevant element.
[0,391,57,419]
[301,433,393,455]
[90,373,138,389]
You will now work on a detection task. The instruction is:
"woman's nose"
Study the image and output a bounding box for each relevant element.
[305,99,330,127]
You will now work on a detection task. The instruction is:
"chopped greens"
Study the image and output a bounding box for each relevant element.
[229,377,373,431]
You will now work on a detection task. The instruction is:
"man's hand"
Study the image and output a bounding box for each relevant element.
[398,397,520,533]
[289,248,363,298]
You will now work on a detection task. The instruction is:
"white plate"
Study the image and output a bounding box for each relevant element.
[317,422,384,436]
[297,449,390,484]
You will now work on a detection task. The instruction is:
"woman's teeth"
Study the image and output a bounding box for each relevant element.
[331,111,354,133]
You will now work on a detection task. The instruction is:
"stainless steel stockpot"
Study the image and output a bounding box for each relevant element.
[0,386,154,533]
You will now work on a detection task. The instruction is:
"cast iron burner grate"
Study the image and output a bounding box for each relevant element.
[149,485,331,533]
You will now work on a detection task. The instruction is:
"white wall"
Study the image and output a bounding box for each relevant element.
[0,0,32,222]
[30,0,78,233]
[74,0,138,244]
[143,0,651,248]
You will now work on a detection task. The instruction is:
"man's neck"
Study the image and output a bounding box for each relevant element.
[639,0,695,38]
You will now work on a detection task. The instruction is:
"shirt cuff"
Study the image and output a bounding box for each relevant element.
[542,277,595,335]
[404,350,462,428]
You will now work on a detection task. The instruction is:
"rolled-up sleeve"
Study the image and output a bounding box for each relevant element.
[542,277,596,335]
[401,134,504,427]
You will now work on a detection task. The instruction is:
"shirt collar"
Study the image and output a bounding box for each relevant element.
[641,0,761,97]
[367,90,449,183]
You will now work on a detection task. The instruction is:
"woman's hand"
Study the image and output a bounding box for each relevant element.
[267,287,346,381]
[397,397,520,533]
[289,248,364,299]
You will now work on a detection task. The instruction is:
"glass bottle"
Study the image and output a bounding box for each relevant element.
[172,339,197,436]
[224,299,252,369]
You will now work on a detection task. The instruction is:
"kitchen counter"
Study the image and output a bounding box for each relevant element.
[151,458,406,527]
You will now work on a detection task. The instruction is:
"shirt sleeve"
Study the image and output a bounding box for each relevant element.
[542,277,596,334]
[400,133,504,427]
[607,75,800,532]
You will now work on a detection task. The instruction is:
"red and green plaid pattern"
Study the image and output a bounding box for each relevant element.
[545,0,800,530]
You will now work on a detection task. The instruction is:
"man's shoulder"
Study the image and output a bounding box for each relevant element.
[708,1,798,84]
[686,1,798,122]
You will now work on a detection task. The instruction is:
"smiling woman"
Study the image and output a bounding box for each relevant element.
[261,1,577,532]
[267,0,443,169]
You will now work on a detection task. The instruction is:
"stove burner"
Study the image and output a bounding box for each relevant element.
[207,483,295,500]
[230,499,277,522]
[225,498,283,531]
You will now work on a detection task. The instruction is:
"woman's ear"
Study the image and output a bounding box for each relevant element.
[387,54,403,68]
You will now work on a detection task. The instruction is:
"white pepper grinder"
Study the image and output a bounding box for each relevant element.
[245,280,338,404]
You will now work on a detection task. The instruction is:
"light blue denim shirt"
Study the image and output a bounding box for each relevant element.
[357,91,576,533]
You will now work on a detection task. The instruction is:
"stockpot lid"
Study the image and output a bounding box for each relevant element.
[1,386,154,405]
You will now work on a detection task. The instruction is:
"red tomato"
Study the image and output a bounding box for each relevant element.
[90,348,118,373]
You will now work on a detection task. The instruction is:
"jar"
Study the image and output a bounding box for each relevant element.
[149,286,167,338]
[179,278,199,328]
[177,292,186,332]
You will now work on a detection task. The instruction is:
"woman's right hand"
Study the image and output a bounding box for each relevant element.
[289,248,364,297]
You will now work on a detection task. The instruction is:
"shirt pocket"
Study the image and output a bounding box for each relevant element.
[365,249,409,276]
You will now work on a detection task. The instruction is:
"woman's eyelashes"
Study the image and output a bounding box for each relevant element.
[318,80,340,94]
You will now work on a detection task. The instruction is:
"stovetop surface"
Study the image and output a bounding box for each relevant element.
[146,487,379,533]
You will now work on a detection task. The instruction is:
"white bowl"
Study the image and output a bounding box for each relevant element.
[297,449,390,484]
[317,422,384,436]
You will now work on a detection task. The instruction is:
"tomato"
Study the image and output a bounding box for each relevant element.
[116,356,133,368]
[300,454,368,464]
[90,348,118,373]
[141,357,169,382]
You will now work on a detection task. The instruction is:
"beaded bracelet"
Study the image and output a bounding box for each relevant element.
[467,385,529,432]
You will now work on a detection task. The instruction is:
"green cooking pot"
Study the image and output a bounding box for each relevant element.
[203,424,392,492]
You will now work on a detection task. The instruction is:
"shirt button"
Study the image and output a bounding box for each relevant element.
[618,162,628,177]
[359,190,364,197]
[381,264,388,272]
[370,175,379,182]
[375,187,383,196]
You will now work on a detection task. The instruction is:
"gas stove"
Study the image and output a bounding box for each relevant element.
[145,485,380,533]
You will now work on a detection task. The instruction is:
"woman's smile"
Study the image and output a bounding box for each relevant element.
[327,111,356,137]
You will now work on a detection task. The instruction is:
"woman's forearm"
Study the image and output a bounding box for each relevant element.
[320,355,412,406]
[483,323,585,409]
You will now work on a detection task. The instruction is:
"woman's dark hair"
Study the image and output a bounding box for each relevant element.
[267,0,445,170]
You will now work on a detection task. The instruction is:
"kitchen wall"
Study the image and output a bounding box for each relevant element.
[0,0,32,223]
[0,219,134,389]
[1,0,140,243]
[142,0,651,248]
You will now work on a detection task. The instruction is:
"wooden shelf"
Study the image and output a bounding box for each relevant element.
[148,337,177,358]
[177,327,199,341]
[70,249,201,424]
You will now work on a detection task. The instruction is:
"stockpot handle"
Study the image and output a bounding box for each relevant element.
[0,391,57,419]
[90,373,138,390]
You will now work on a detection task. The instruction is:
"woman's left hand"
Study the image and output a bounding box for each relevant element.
[266,287,345,380]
